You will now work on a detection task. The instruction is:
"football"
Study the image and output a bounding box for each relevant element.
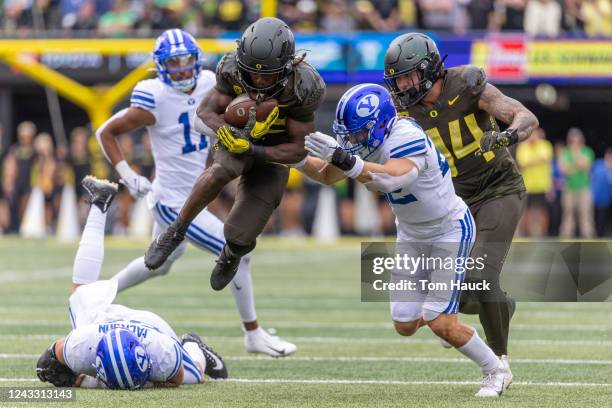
[224,94,278,128]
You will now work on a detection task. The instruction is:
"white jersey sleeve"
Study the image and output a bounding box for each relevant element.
[130,79,162,122]
[381,118,429,162]
[63,320,183,383]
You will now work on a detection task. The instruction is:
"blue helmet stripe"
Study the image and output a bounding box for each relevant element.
[110,331,129,388]
[339,83,371,124]
[115,330,135,388]
[106,332,125,388]
[174,29,184,45]
[168,29,177,45]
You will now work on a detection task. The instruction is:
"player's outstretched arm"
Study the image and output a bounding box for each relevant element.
[299,156,347,185]
[303,132,419,192]
[478,83,539,143]
[96,108,155,198]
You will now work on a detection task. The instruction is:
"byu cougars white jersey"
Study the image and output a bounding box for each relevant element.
[369,118,468,240]
[63,280,184,383]
[130,71,216,208]
[63,319,183,383]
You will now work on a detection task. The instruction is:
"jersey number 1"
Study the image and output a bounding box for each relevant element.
[179,112,208,154]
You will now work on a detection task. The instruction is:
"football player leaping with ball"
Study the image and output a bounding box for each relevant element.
[297,84,511,397]
[97,28,295,357]
[36,177,227,389]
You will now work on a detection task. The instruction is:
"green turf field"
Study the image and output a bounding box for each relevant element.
[1,237,611,407]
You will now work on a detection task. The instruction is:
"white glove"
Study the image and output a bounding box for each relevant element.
[115,160,152,199]
[304,131,340,162]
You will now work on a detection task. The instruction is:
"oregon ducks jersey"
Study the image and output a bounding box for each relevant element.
[215,52,326,146]
[399,65,525,207]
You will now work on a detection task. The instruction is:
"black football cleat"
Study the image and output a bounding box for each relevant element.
[144,219,186,270]
[81,175,118,214]
[210,245,243,291]
[181,332,228,379]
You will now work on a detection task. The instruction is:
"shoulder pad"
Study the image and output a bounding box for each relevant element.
[460,65,487,96]
[215,52,243,96]
[292,60,325,105]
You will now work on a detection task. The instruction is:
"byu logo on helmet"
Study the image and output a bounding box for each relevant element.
[95,329,151,389]
[356,94,380,117]
[332,84,396,158]
[134,346,149,373]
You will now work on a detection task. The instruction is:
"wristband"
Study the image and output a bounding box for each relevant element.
[115,160,133,179]
[344,155,364,179]
[331,147,357,171]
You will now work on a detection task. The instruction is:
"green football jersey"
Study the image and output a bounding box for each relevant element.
[399,65,525,207]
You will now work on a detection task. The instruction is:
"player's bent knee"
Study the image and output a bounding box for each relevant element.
[393,320,420,336]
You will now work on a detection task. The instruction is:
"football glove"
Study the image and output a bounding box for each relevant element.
[115,160,152,199]
[305,132,340,162]
[217,126,252,154]
[476,128,519,156]
[217,106,258,154]
[250,106,279,140]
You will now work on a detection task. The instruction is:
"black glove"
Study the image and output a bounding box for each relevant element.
[144,217,187,270]
[476,128,518,156]
[36,343,77,387]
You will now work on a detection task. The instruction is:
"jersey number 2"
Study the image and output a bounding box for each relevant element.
[179,112,208,154]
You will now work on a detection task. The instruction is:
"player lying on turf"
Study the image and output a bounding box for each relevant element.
[297,84,511,397]
[96,29,295,357]
[36,176,227,389]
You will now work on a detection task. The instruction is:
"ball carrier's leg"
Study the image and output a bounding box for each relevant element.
[144,148,251,270]
[211,162,289,290]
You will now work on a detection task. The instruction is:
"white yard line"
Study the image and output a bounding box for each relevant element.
[3,377,608,387]
[1,319,610,333]
[227,378,612,387]
[2,353,612,366]
[2,334,612,347]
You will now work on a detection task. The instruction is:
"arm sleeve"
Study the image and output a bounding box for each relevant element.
[130,82,159,122]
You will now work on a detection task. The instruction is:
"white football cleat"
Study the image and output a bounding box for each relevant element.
[244,327,297,357]
[500,355,513,388]
[475,366,511,397]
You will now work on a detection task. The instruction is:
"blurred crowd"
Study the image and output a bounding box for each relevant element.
[1,120,610,238]
[0,0,610,37]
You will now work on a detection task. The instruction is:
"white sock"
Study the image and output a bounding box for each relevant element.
[112,256,158,292]
[230,255,257,324]
[72,206,107,285]
[456,330,502,374]
[181,342,205,384]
